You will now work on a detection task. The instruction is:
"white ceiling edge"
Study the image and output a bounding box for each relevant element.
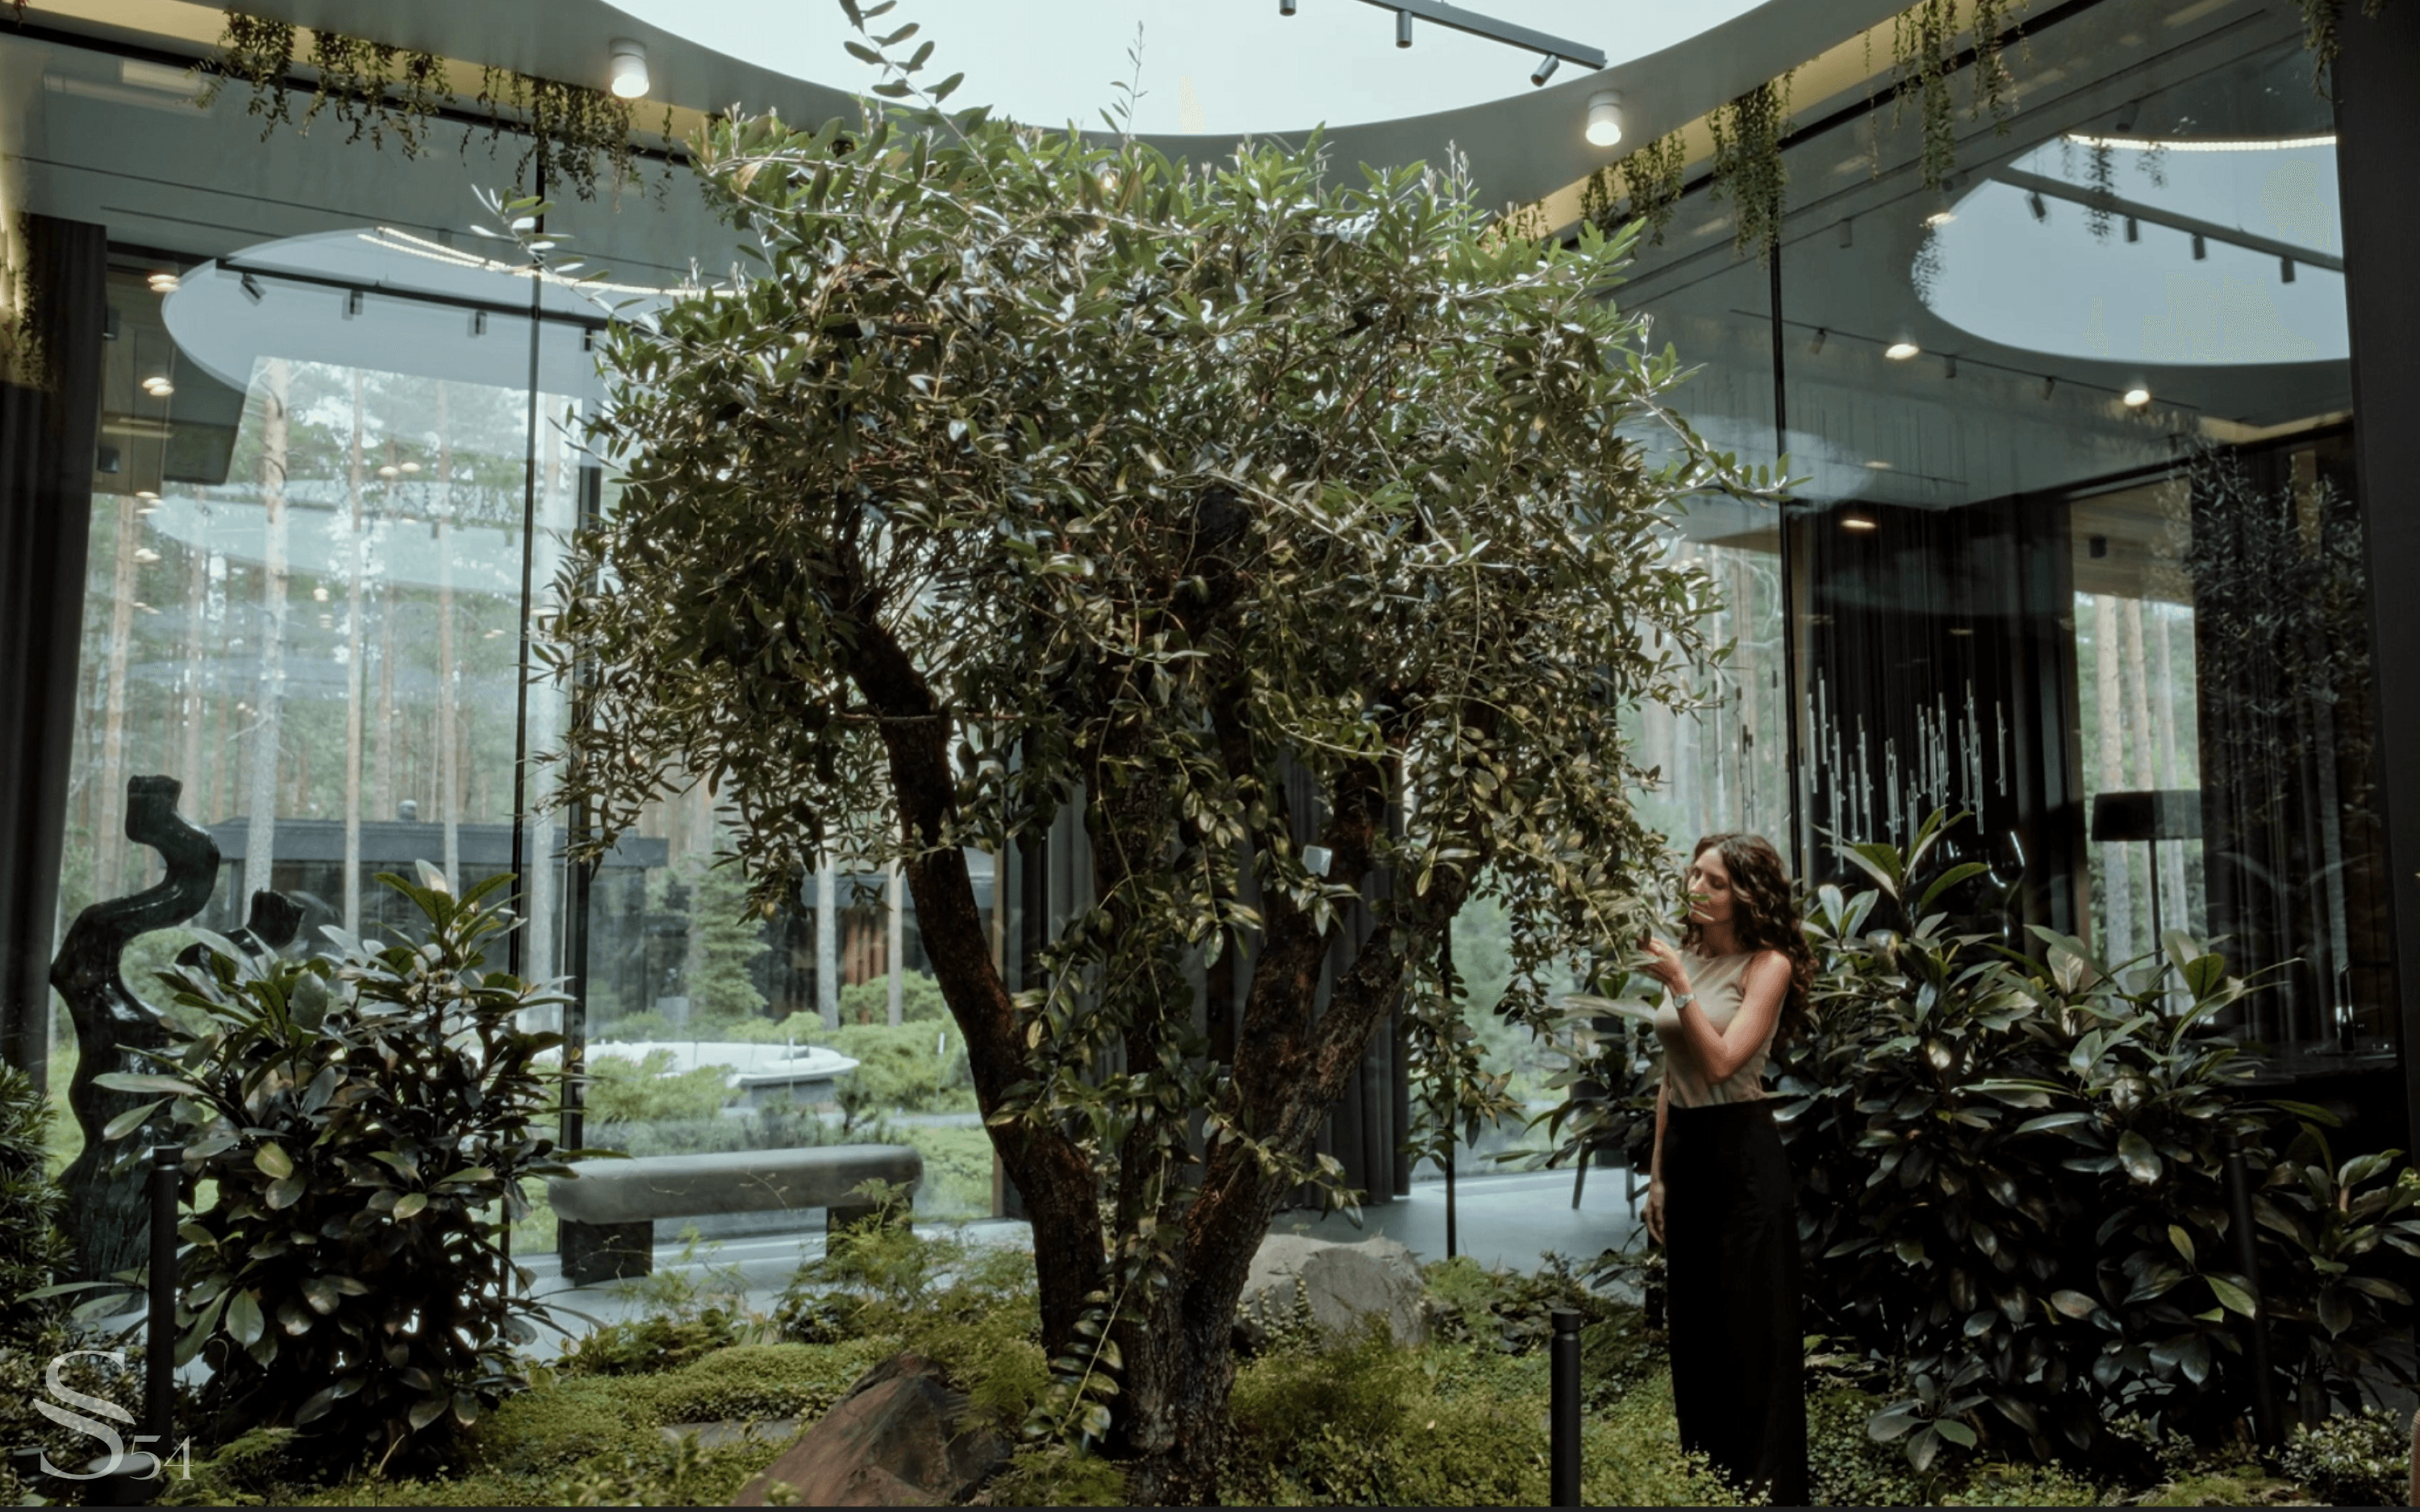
[206,0,1914,209]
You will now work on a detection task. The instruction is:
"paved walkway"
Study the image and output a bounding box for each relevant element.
[524,1165,1645,1346]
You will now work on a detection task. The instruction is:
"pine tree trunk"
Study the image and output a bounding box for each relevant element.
[244,359,291,906]
[343,374,366,931]
[2093,593,2131,956]
[94,494,141,901]
[436,384,461,893]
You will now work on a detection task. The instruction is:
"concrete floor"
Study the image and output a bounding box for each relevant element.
[524,1164,1645,1343]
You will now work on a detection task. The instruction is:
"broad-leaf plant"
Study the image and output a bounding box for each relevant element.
[99,868,578,1475]
[516,1,1768,1496]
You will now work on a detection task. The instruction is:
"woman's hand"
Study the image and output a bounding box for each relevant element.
[1646,1176,1666,1245]
[1641,936,1690,998]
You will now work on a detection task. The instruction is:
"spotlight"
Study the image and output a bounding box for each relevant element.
[1585,90,1623,148]
[1838,218,1854,249]
[2280,256,2297,283]
[1884,341,1921,360]
[240,273,264,304]
[1809,327,1828,355]
[2042,376,2058,400]
[608,39,649,101]
[471,310,489,337]
[2026,191,2048,222]
[1863,459,1892,470]
[1924,208,1955,228]
[2123,386,2151,407]
[145,272,179,294]
[1530,53,1559,87]
[344,289,365,319]
[1397,8,1412,47]
[1280,0,1296,11]
[135,489,159,500]
[1841,513,1879,532]
[2124,217,2139,243]
[1945,355,1959,379]
[141,375,174,398]
[2191,234,2206,261]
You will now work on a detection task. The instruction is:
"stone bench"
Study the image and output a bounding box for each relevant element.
[551,1143,923,1285]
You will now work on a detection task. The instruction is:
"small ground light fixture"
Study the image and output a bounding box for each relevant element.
[608,39,649,100]
[2123,385,2152,407]
[1884,341,1921,360]
[1586,90,1622,147]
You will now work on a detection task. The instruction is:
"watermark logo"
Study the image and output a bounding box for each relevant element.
[31,1351,190,1481]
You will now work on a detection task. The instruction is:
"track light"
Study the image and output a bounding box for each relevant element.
[1530,53,1559,87]
[1280,0,1296,11]
[1884,341,1920,360]
[1809,327,1828,355]
[2280,256,2297,283]
[1397,8,1412,47]
[240,273,264,304]
[2042,376,2058,400]
[1585,90,1623,148]
[2190,234,2206,261]
[145,271,179,294]
[1945,355,1959,379]
[2124,217,2139,243]
[1841,513,1879,532]
[470,310,488,337]
[608,39,649,100]
[2123,386,2151,407]
[2026,191,2047,222]
[344,289,364,319]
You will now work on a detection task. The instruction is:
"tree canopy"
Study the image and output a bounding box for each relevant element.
[527,8,1769,1494]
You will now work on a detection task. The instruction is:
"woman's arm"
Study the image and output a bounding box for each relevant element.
[1654,947,1791,1084]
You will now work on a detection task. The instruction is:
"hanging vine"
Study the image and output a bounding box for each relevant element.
[195,10,654,201]
[1709,74,1792,262]
[1580,130,1688,246]
[1889,0,2026,194]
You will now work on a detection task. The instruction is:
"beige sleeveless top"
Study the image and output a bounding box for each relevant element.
[1654,949,1777,1109]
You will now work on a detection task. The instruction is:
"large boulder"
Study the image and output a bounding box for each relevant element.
[729,1353,1007,1507]
[1235,1232,1429,1350]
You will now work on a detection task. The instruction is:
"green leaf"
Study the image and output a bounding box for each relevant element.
[227,1289,265,1347]
[2050,1289,2098,1319]
[392,1192,429,1220]
[102,1100,167,1141]
[255,1143,294,1180]
[92,1073,202,1097]
[2167,1224,2195,1267]
[2205,1273,2257,1317]
[2117,1131,2160,1184]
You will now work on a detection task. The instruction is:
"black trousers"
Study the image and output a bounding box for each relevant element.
[1663,1098,1809,1506]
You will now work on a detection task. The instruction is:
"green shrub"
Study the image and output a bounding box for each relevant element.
[0,1324,137,1503]
[583,1048,736,1123]
[817,1021,971,1112]
[987,1443,1130,1506]
[1549,812,2420,1471]
[837,970,948,1025]
[105,867,579,1475]
[0,1064,70,1348]
[2279,1407,2410,1508]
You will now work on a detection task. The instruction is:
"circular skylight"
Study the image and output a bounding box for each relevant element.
[1921,135,2347,366]
[609,0,1763,135]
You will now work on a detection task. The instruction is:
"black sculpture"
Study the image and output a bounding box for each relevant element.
[48,776,295,1281]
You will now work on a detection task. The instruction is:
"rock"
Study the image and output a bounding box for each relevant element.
[1235,1232,1429,1349]
[729,1353,1007,1507]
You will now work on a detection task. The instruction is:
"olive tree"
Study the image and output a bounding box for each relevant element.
[532,8,1760,1497]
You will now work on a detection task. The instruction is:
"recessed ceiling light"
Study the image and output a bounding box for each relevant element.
[1863,460,1892,469]
[1842,514,1879,531]
[141,376,174,397]
[1924,209,1955,228]
[1884,342,1921,360]
[146,272,180,294]
[2123,386,2152,406]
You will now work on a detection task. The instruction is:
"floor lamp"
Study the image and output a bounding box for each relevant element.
[2089,789,2202,954]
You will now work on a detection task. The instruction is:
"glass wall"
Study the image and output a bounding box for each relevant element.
[1759,0,2385,1068]
[6,23,1003,1238]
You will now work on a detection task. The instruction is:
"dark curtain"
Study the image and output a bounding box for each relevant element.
[2188,435,2391,1052]
[1791,493,2082,937]
[0,216,106,1085]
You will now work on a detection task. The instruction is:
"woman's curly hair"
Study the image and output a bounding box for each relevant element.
[1680,831,1814,1044]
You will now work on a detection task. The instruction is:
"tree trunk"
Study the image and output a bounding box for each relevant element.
[344,374,366,931]
[436,383,461,893]
[816,860,838,1027]
[244,358,291,907]
[886,860,904,1024]
[94,494,141,900]
[2092,593,2130,957]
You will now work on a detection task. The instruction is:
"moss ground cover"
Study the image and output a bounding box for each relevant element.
[106,1232,2400,1507]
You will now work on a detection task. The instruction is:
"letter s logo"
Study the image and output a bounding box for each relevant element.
[35,1350,131,1480]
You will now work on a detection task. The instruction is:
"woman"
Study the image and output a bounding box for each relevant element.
[1641,831,1812,1506]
